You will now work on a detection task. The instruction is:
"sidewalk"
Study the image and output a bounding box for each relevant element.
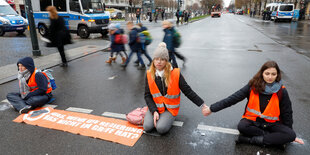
[0,45,109,85]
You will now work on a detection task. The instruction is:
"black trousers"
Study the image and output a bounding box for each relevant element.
[238,118,296,145]
[58,45,67,63]
[7,92,49,111]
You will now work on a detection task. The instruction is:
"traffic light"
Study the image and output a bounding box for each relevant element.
[129,0,132,6]
[180,0,183,5]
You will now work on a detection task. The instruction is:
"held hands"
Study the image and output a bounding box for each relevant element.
[201,104,212,116]
[153,111,159,127]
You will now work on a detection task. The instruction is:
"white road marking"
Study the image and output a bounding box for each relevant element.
[43,104,58,109]
[102,112,184,127]
[1,99,9,103]
[102,112,127,119]
[66,107,93,114]
[197,124,240,135]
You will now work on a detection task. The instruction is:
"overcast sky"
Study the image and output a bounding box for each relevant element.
[224,0,231,7]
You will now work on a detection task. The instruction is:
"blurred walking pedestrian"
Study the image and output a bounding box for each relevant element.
[154,10,159,23]
[161,9,165,20]
[143,42,206,135]
[46,6,72,67]
[175,10,180,25]
[106,23,127,64]
[136,9,141,24]
[134,23,152,67]
[203,61,304,147]
[122,22,145,70]
[7,57,53,114]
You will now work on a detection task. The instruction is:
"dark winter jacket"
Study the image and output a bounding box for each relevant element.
[145,73,204,114]
[110,29,125,52]
[47,16,72,47]
[17,57,49,99]
[128,27,141,51]
[210,84,293,128]
[163,27,175,52]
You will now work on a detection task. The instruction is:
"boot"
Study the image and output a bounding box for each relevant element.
[250,136,264,146]
[106,57,112,64]
[235,135,251,144]
[121,57,127,64]
[137,64,146,70]
[112,56,117,63]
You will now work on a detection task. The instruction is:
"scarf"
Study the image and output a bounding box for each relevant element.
[263,81,282,95]
[18,69,31,99]
[155,69,165,78]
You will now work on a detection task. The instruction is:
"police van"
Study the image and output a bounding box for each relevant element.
[0,0,28,36]
[32,0,110,39]
[269,3,294,22]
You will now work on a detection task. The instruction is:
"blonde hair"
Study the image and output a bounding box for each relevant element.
[46,6,58,19]
[149,60,172,86]
[162,20,173,28]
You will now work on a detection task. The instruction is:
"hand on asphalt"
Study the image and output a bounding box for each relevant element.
[201,104,212,116]
[294,138,304,144]
[153,111,159,127]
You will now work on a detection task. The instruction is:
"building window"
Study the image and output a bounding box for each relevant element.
[53,0,67,12]
[40,0,52,11]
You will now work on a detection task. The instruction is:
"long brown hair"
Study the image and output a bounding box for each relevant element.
[249,61,281,93]
[149,60,172,86]
[46,6,58,19]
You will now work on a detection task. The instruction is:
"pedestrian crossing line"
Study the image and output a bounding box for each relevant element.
[1,99,9,103]
[197,124,240,135]
[102,112,184,127]
[65,107,93,114]
[43,104,58,109]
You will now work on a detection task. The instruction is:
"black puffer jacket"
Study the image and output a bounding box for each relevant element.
[145,71,204,114]
[47,16,72,47]
[210,84,293,128]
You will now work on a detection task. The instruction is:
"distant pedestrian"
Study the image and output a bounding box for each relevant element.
[46,6,72,67]
[134,23,152,66]
[122,22,146,70]
[180,10,185,24]
[143,42,206,135]
[148,9,153,22]
[154,10,159,23]
[7,57,53,114]
[136,9,141,24]
[161,9,165,20]
[184,11,189,24]
[175,10,180,25]
[106,23,127,64]
[203,61,304,147]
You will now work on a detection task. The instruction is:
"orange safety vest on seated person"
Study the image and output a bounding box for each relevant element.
[28,68,52,94]
[242,86,285,123]
[147,68,181,116]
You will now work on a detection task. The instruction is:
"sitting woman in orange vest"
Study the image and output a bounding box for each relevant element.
[7,57,53,114]
[203,61,304,147]
[144,42,208,134]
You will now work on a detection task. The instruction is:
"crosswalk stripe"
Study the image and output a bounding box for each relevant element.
[197,124,240,135]
[43,104,58,109]
[102,112,184,127]
[66,107,93,114]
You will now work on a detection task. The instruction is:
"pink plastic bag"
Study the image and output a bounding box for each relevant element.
[126,106,148,125]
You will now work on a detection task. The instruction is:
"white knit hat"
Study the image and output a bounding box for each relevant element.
[108,23,117,30]
[153,42,169,60]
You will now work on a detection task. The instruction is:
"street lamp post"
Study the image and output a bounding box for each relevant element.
[25,0,41,56]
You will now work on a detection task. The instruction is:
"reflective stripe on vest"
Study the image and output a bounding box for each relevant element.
[246,107,279,120]
[147,68,181,116]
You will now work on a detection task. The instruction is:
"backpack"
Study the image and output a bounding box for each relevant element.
[172,29,182,48]
[36,69,57,90]
[114,34,128,44]
[140,30,152,45]
[126,106,148,125]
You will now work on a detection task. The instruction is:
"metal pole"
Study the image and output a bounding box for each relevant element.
[178,0,180,11]
[25,0,41,56]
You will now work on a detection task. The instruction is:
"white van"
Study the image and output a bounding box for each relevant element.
[0,0,28,36]
[32,0,110,39]
[269,3,294,22]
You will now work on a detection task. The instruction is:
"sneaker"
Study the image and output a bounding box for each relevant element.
[121,64,127,68]
[60,63,68,67]
[147,62,152,67]
[19,105,32,114]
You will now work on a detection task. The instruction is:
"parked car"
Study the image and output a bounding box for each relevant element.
[236,9,243,15]
[270,3,294,22]
[111,11,124,19]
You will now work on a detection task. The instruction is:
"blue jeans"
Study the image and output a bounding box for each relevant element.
[169,52,178,68]
[136,16,141,24]
[7,92,50,111]
[125,49,145,66]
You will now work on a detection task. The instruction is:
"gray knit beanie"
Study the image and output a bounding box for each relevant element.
[153,42,169,60]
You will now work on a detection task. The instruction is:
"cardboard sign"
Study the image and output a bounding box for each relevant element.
[13,107,143,146]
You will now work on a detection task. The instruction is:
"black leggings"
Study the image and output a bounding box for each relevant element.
[238,118,296,145]
[58,46,67,63]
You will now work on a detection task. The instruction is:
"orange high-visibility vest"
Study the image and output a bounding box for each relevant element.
[147,68,181,116]
[242,86,285,123]
[27,68,52,94]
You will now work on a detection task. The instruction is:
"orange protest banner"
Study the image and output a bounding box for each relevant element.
[13,107,143,147]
